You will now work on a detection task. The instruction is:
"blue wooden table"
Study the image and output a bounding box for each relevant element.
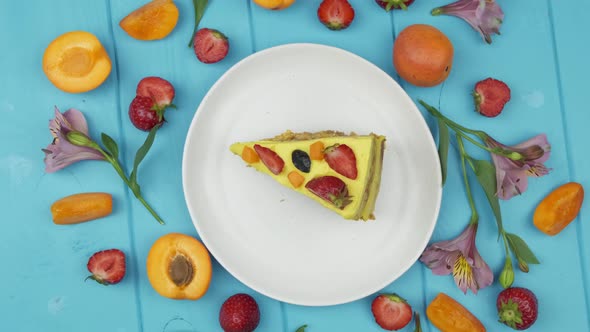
[2,0,589,331]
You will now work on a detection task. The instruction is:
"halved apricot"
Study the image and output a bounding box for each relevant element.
[253,0,295,10]
[43,31,112,93]
[146,233,212,300]
[119,0,179,41]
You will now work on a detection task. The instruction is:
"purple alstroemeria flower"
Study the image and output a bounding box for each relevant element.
[43,107,105,173]
[420,223,494,294]
[486,134,551,200]
[432,0,504,44]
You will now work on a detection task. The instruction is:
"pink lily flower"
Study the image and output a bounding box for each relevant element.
[43,107,105,173]
[432,0,504,44]
[420,223,493,294]
[485,134,551,200]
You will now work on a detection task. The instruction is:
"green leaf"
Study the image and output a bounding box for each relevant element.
[506,233,540,264]
[295,325,308,332]
[188,0,209,47]
[101,133,119,159]
[470,159,503,236]
[130,126,159,187]
[414,312,422,332]
[437,118,449,186]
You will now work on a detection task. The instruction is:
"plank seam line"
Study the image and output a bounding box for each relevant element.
[105,2,145,331]
[547,0,590,329]
[390,10,431,332]
[246,1,258,53]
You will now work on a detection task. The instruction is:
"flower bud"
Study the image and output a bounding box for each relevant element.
[518,259,529,273]
[499,258,514,289]
[508,151,524,161]
[67,131,98,149]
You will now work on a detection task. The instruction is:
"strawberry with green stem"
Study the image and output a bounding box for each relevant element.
[371,293,413,330]
[473,77,511,118]
[497,287,538,330]
[375,0,415,11]
[305,176,352,209]
[86,249,126,285]
[193,28,229,64]
[318,0,355,31]
[130,77,175,131]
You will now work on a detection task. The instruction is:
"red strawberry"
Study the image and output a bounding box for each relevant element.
[129,95,163,131]
[136,76,175,108]
[305,176,352,209]
[254,144,285,175]
[219,293,260,332]
[473,77,511,117]
[497,287,538,330]
[86,249,126,285]
[375,0,415,11]
[129,76,176,131]
[193,28,229,64]
[371,293,413,331]
[324,144,357,179]
[317,0,355,31]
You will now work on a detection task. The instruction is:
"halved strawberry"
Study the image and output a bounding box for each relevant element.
[86,249,126,285]
[193,28,229,64]
[136,76,175,108]
[254,144,284,175]
[317,0,355,31]
[324,144,357,179]
[305,176,352,209]
[371,293,413,331]
[473,77,511,118]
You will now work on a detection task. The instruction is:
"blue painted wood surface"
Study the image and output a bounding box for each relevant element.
[1,0,588,331]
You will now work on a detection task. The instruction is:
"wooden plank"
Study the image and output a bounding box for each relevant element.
[105,0,284,330]
[548,0,590,326]
[391,0,589,330]
[0,1,140,331]
[249,1,430,331]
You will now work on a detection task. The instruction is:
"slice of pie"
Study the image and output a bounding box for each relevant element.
[229,130,386,221]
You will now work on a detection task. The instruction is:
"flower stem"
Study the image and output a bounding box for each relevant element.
[500,231,511,255]
[419,100,487,139]
[96,148,165,225]
[457,135,478,225]
[419,100,523,160]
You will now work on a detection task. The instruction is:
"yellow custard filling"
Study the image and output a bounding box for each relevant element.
[230,131,386,220]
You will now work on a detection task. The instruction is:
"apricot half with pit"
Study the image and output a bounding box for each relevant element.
[146,233,212,300]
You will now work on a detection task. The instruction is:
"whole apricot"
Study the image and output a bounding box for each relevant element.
[146,233,212,300]
[393,24,454,87]
[253,0,295,10]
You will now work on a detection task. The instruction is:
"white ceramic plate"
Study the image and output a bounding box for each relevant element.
[182,43,442,306]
